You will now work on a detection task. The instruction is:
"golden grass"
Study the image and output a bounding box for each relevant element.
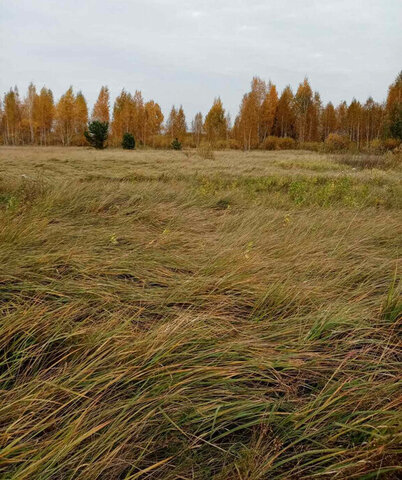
[0,147,401,479]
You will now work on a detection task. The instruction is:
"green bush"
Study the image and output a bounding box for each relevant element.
[122,133,135,150]
[171,138,182,150]
[84,121,108,149]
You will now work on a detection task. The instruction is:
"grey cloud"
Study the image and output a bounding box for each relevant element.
[0,0,401,120]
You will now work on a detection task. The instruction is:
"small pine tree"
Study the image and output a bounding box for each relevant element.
[171,137,182,150]
[122,133,135,149]
[84,121,108,149]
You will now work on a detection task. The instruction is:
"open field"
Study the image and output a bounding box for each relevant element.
[0,147,401,479]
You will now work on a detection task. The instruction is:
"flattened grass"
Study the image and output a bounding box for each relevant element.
[0,147,401,479]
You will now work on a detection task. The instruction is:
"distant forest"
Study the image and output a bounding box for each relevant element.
[1,72,401,151]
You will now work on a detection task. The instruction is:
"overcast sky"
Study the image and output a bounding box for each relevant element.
[1,0,401,121]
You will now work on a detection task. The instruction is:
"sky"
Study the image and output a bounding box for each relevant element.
[0,0,401,121]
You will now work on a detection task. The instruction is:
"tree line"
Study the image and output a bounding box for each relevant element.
[1,72,401,150]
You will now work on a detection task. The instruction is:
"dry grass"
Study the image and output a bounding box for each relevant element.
[334,153,402,171]
[0,147,401,479]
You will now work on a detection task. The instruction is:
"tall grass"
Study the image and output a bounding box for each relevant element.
[335,152,401,171]
[0,147,401,479]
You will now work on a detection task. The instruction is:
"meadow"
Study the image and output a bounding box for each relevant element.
[0,146,401,479]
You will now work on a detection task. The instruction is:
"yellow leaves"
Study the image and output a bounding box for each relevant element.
[55,87,88,145]
[166,105,186,141]
[111,90,163,145]
[145,100,164,138]
[109,233,118,245]
[92,86,110,124]
[204,97,227,143]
